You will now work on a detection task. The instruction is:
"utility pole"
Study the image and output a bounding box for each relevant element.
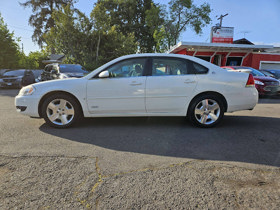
[217,13,228,27]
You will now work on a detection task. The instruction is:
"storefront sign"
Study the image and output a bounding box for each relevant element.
[211,26,234,43]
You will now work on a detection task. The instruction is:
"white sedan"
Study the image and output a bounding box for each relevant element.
[15,53,258,128]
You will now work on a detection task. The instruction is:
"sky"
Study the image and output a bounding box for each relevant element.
[0,0,280,54]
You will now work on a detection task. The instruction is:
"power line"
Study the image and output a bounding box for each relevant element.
[7,24,33,32]
[19,37,32,39]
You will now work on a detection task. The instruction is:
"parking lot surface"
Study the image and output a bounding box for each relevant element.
[0,89,279,209]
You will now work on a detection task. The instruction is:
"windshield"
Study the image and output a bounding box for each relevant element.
[260,71,274,77]
[59,65,87,73]
[3,70,25,77]
[267,70,280,78]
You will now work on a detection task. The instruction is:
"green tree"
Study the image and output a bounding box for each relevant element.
[44,5,136,70]
[20,0,75,51]
[23,51,48,69]
[145,3,166,52]
[164,0,211,49]
[0,13,21,69]
[43,4,85,63]
[95,26,136,66]
[92,0,163,53]
[91,1,137,63]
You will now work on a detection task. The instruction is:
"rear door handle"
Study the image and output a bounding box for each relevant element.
[130,82,142,86]
[184,79,196,84]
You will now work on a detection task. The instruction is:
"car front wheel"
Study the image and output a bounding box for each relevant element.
[188,95,224,128]
[41,94,81,128]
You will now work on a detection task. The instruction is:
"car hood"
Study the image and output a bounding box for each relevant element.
[31,77,86,93]
[34,77,79,86]
[254,76,279,82]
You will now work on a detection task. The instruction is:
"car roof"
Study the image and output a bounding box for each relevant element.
[83,53,221,79]
[59,64,81,66]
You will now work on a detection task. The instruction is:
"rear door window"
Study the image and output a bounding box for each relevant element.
[190,62,209,74]
[152,58,189,76]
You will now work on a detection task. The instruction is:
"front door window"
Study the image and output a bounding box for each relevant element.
[105,58,146,78]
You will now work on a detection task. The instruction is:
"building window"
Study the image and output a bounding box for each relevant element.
[195,56,211,62]
[226,57,242,66]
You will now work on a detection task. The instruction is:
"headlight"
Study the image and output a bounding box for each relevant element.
[59,73,69,79]
[18,85,35,96]
[254,80,264,85]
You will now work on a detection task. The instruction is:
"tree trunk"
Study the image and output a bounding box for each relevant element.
[96,32,101,62]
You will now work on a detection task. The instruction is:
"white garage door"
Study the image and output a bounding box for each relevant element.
[260,62,280,70]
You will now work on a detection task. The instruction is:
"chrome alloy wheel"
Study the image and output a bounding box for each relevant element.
[46,99,75,125]
[194,99,221,125]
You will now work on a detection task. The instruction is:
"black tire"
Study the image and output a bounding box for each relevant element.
[187,94,224,128]
[41,93,82,128]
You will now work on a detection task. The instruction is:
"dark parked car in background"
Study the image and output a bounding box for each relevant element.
[0,69,10,77]
[40,64,88,81]
[0,69,35,88]
[259,70,277,79]
[261,69,280,80]
[32,69,44,82]
[221,66,280,96]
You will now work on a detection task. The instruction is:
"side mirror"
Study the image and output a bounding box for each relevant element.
[98,71,109,78]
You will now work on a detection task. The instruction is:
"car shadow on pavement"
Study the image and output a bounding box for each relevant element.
[0,88,19,97]
[39,115,280,167]
[258,96,280,104]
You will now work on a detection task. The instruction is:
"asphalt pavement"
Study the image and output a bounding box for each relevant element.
[0,88,279,209]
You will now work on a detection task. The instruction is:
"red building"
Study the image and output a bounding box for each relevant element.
[169,40,280,70]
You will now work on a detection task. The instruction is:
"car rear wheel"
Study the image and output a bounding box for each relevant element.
[41,94,82,128]
[188,94,224,128]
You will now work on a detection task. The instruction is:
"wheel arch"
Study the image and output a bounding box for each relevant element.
[188,91,228,115]
[38,91,84,118]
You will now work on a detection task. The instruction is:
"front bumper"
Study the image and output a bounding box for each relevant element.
[0,81,21,88]
[15,95,41,117]
[256,85,280,95]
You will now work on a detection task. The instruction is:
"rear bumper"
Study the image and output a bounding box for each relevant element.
[15,95,40,117]
[226,87,258,112]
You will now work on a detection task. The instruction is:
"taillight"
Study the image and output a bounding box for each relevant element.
[246,74,255,87]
